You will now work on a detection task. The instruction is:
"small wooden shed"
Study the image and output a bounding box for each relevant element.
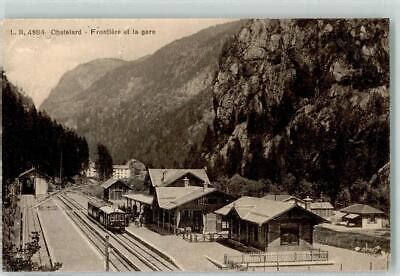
[101,178,131,201]
[17,168,49,196]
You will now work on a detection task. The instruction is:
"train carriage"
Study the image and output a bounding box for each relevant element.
[99,206,126,232]
[88,200,107,220]
[88,200,126,232]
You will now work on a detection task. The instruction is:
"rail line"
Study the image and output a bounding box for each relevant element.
[21,195,53,269]
[57,195,136,271]
[64,193,178,270]
[57,193,179,271]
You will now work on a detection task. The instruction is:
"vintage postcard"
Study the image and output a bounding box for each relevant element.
[2,18,390,272]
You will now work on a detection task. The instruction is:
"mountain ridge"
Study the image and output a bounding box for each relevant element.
[40,20,247,166]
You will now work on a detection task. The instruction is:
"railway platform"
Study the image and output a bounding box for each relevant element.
[125,224,242,271]
[37,198,104,271]
[19,195,53,269]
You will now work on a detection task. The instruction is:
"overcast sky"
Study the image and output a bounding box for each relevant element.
[3,19,234,107]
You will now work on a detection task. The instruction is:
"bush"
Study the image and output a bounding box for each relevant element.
[314,226,390,252]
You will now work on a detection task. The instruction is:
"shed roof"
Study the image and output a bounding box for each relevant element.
[310,202,334,210]
[148,169,211,187]
[101,178,131,189]
[215,196,326,226]
[100,206,125,214]
[155,186,216,210]
[123,193,154,205]
[339,204,384,215]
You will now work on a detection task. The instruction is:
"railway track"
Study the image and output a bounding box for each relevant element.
[21,195,52,268]
[64,194,178,270]
[57,193,179,271]
[56,194,136,271]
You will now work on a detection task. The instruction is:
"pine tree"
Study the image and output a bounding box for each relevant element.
[95,143,113,180]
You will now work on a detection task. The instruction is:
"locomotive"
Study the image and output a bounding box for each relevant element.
[87,199,126,232]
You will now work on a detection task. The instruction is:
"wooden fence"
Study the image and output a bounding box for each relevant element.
[224,249,328,268]
[182,232,229,242]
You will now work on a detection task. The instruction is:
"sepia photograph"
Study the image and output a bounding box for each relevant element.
[2,18,390,272]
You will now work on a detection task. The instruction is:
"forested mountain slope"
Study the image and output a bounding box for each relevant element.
[41,21,246,166]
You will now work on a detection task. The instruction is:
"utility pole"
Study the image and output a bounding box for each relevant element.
[20,212,23,251]
[59,151,63,186]
[105,235,109,271]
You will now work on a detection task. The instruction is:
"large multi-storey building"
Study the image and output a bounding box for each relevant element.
[112,164,131,179]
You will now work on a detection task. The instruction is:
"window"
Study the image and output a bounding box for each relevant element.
[280,223,300,246]
[368,215,377,224]
[198,196,207,205]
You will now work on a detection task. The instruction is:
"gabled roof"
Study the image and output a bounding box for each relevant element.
[155,186,216,210]
[101,178,131,189]
[148,169,211,187]
[215,196,326,226]
[18,168,36,178]
[339,204,384,215]
[18,167,49,179]
[262,194,305,203]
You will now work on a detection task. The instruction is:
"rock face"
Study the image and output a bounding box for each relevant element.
[40,21,246,167]
[199,19,389,208]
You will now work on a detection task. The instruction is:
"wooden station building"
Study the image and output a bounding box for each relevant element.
[102,178,131,201]
[123,168,234,234]
[17,168,49,196]
[215,196,327,251]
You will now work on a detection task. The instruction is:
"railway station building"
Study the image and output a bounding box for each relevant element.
[123,168,234,234]
[215,196,327,251]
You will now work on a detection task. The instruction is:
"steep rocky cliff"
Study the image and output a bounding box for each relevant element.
[198,19,389,208]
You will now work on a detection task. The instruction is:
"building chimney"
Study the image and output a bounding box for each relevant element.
[183,176,189,187]
[303,196,313,210]
[203,181,208,191]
